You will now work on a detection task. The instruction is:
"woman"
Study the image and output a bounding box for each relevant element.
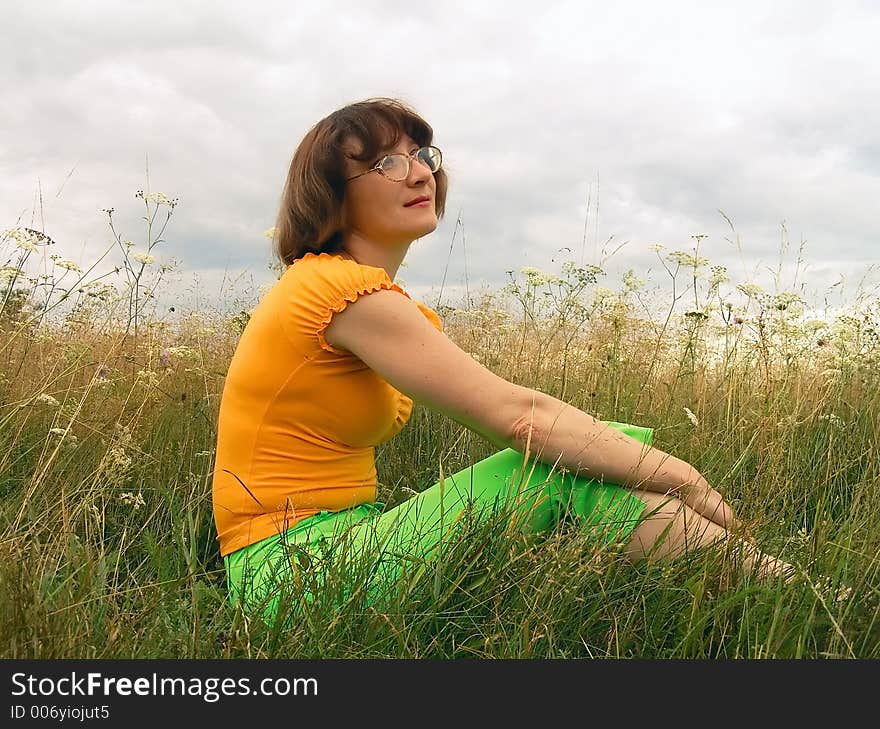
[212,97,796,624]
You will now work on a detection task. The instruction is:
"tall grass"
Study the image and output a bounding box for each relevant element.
[1,195,878,658]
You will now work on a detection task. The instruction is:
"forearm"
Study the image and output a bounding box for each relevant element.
[508,391,741,532]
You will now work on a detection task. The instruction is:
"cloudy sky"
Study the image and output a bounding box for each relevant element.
[2,0,878,320]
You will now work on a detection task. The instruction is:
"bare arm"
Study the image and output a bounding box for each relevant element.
[323,288,741,533]
[513,390,742,533]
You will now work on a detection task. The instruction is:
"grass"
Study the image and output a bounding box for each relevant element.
[1,198,878,658]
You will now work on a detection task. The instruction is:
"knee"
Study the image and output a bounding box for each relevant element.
[636,490,686,523]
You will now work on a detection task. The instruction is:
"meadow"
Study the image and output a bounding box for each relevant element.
[1,193,878,658]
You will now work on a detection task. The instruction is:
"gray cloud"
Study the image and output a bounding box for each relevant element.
[2,0,877,321]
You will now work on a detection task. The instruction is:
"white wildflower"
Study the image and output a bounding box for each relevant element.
[4,227,50,249]
[683,407,699,427]
[56,259,82,273]
[4,228,43,252]
[520,267,549,286]
[649,244,665,253]
[667,251,710,268]
[132,252,155,265]
[709,265,730,286]
[119,491,145,509]
[78,281,116,301]
[0,265,23,281]
[49,428,79,450]
[167,345,201,362]
[36,393,60,407]
[263,227,277,240]
[135,369,162,386]
[684,310,709,321]
[818,413,844,427]
[622,269,645,291]
[109,446,132,470]
[194,450,214,458]
[736,283,763,298]
[142,191,178,207]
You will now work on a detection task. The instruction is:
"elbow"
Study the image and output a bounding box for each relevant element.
[508,406,547,452]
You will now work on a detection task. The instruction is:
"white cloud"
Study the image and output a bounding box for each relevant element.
[1,0,877,319]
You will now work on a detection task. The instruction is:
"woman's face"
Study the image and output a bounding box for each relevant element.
[341,133,438,246]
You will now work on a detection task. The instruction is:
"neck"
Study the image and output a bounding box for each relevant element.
[341,232,413,280]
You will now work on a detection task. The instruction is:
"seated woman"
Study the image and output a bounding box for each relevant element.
[212,97,796,624]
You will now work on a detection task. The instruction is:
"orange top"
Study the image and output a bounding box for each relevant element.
[211,251,443,557]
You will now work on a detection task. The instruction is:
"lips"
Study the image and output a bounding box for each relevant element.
[404,196,431,207]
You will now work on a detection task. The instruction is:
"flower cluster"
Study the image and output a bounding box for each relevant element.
[98,424,134,488]
[36,393,61,407]
[135,369,162,387]
[622,269,645,292]
[592,286,617,303]
[77,281,117,301]
[709,265,730,287]
[667,250,710,268]
[135,190,179,208]
[132,252,155,265]
[49,427,79,449]
[736,282,763,298]
[519,267,560,287]
[0,265,23,282]
[771,292,804,314]
[161,345,202,364]
[3,227,53,252]
[119,491,145,510]
[54,259,83,273]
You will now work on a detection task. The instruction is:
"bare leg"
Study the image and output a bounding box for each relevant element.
[623,490,796,582]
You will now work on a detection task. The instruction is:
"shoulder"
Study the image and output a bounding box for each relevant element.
[284,252,436,354]
[283,251,401,300]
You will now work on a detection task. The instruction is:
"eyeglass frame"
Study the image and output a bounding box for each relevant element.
[345,145,442,182]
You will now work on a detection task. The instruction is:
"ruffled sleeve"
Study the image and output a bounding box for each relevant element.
[287,253,445,356]
[286,253,404,356]
[314,265,408,356]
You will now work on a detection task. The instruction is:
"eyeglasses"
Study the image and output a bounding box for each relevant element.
[346,145,442,182]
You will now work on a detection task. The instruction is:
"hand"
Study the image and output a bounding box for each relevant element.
[679,477,744,535]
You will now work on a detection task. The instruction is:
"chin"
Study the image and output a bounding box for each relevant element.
[417,217,439,236]
[389,214,438,242]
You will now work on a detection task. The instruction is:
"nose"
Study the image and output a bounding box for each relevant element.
[407,151,433,184]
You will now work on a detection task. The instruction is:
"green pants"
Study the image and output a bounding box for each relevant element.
[224,421,654,624]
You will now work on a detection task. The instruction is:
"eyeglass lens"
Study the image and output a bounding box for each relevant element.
[379,147,441,180]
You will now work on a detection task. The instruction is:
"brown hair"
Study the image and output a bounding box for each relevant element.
[272,97,449,267]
